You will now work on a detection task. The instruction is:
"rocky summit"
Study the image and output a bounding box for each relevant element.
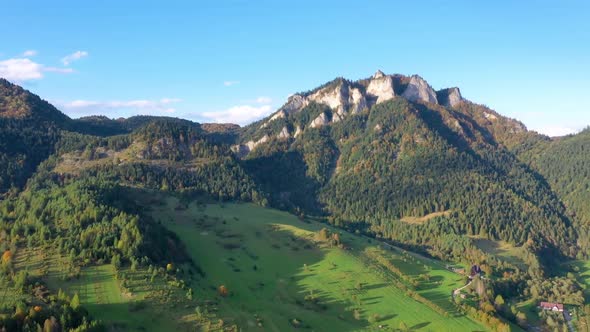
[233,71,465,155]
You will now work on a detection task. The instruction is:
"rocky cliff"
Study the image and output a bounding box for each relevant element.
[234,71,472,154]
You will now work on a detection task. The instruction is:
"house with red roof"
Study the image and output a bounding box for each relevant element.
[539,302,564,312]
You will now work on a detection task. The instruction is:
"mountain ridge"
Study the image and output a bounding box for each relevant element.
[232,71,534,157]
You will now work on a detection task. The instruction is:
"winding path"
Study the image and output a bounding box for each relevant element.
[452,280,472,297]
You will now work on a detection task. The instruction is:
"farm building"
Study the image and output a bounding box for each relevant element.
[539,302,564,312]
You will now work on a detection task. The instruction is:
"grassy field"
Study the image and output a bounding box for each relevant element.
[470,237,527,268]
[141,192,488,332]
[4,190,497,331]
[400,210,453,224]
[9,241,201,331]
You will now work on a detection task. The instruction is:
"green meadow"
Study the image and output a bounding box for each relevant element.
[146,193,488,331]
[8,237,199,331]
[3,191,494,331]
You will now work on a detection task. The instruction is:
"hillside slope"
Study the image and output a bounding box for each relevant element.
[518,128,590,254]
[233,72,575,271]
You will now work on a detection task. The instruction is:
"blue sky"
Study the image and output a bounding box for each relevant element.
[1,0,589,136]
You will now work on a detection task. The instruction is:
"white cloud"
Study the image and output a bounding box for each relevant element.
[255,96,272,104]
[22,50,37,57]
[223,80,240,87]
[0,58,43,81]
[61,50,88,66]
[534,126,581,137]
[44,66,75,73]
[0,57,75,82]
[199,104,273,125]
[56,97,182,117]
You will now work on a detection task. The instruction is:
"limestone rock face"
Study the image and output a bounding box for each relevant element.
[280,95,308,115]
[402,75,438,104]
[231,71,485,158]
[483,112,498,120]
[445,88,462,108]
[277,126,290,139]
[437,87,463,108]
[366,71,395,104]
[231,134,270,157]
[270,110,286,121]
[260,110,286,128]
[349,87,367,113]
[310,112,329,128]
[308,82,348,113]
[332,110,345,123]
[267,80,367,128]
[373,70,385,79]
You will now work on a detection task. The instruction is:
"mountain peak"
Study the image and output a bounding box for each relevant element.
[0,78,70,123]
[437,87,463,108]
[257,71,478,143]
[373,70,386,79]
[401,75,438,104]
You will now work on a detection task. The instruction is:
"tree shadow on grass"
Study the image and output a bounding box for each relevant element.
[410,321,431,330]
[362,296,383,302]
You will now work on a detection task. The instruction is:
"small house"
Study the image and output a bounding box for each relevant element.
[469,264,482,279]
[539,302,564,312]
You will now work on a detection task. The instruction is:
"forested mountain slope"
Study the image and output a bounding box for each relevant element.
[1,73,589,331]
[0,79,70,196]
[234,72,575,270]
[517,128,590,254]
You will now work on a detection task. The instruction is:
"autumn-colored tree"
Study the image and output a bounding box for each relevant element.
[332,233,341,246]
[480,301,495,313]
[166,263,174,272]
[353,309,361,320]
[218,285,228,297]
[317,228,330,241]
[43,316,60,332]
[494,294,505,307]
[1,250,12,264]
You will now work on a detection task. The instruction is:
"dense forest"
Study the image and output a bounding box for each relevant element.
[240,99,575,270]
[1,75,590,331]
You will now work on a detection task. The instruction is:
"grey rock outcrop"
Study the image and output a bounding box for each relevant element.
[437,87,463,108]
[445,88,462,108]
[366,70,396,104]
[265,80,367,128]
[349,87,367,113]
[233,71,479,157]
[277,126,290,139]
[310,112,329,128]
[280,95,308,115]
[402,75,438,104]
[231,134,271,157]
